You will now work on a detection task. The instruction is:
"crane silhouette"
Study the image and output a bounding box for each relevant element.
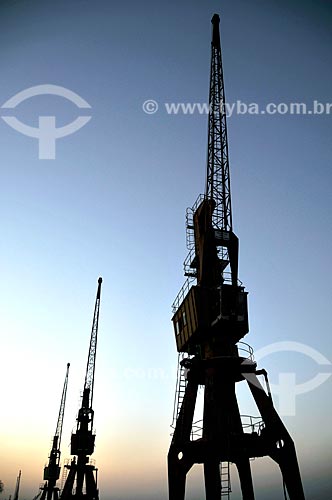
[168,14,305,500]
[40,363,70,500]
[61,278,102,500]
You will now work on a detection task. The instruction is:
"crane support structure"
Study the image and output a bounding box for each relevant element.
[40,363,70,500]
[168,14,305,500]
[61,278,102,500]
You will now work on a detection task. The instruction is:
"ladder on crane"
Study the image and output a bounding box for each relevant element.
[60,460,69,494]
[220,462,231,498]
[171,354,189,427]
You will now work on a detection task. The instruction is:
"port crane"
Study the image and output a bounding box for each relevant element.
[168,14,305,500]
[13,471,21,500]
[40,363,70,500]
[61,278,102,500]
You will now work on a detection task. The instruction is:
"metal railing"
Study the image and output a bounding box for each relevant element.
[183,414,264,441]
[172,274,245,315]
[172,276,195,313]
[185,194,205,250]
[240,415,264,434]
[237,342,254,361]
[183,248,197,278]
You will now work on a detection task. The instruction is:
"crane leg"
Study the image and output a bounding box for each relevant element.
[274,440,305,500]
[85,467,98,500]
[204,459,221,500]
[40,485,47,500]
[236,459,255,500]
[75,467,84,497]
[167,453,187,500]
[60,463,76,500]
[168,374,199,500]
[246,373,305,500]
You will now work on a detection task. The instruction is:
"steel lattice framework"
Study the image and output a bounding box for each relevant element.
[206,16,232,232]
[84,278,102,410]
[55,363,70,448]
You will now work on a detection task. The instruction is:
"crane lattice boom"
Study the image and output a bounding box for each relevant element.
[206,13,232,233]
[54,363,70,448]
[83,277,102,411]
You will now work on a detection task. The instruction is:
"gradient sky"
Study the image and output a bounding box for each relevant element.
[0,0,331,499]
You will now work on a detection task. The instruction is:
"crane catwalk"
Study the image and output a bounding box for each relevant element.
[168,14,305,500]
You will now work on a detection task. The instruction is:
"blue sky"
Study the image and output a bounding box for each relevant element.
[0,0,331,499]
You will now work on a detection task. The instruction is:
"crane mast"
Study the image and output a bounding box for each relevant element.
[41,363,70,500]
[168,14,305,500]
[61,278,102,500]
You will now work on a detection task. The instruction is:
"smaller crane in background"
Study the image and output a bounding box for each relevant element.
[61,278,102,500]
[40,363,70,500]
[13,471,21,500]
